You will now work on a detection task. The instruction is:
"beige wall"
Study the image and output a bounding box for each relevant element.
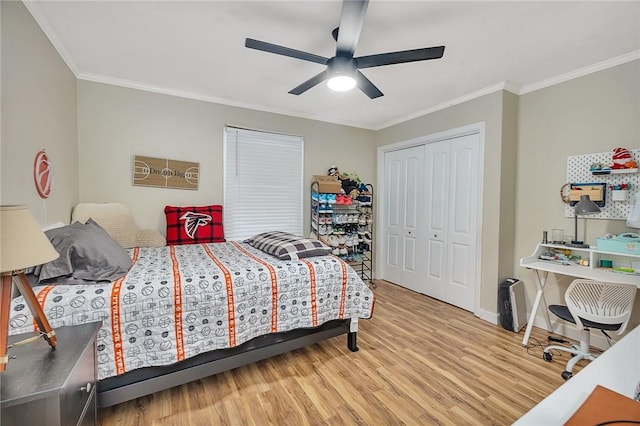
[0,1,78,225]
[374,90,517,317]
[516,60,640,329]
[77,81,375,233]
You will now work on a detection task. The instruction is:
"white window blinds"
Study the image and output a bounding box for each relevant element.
[224,126,304,241]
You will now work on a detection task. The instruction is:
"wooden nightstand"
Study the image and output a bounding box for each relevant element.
[1,322,100,426]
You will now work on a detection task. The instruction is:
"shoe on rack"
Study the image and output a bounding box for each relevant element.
[327,234,340,247]
[340,247,348,255]
[344,235,352,247]
[363,232,372,243]
[332,247,340,256]
[327,193,336,204]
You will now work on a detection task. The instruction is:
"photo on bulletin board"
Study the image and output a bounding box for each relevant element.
[569,183,606,207]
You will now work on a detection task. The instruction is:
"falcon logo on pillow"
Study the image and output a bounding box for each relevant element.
[164,205,225,245]
[180,211,211,239]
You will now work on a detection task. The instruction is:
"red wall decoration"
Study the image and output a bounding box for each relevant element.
[33,150,52,199]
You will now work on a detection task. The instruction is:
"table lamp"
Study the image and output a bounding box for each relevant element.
[0,205,60,372]
[569,195,601,248]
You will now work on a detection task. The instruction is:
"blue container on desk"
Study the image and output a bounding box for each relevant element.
[596,233,640,255]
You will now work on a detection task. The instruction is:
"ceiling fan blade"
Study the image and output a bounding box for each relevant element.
[245,38,329,65]
[336,0,369,57]
[288,70,328,95]
[355,70,383,99]
[355,46,445,69]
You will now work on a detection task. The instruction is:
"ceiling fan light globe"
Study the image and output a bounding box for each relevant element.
[327,75,356,92]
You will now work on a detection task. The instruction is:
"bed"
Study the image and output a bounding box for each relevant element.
[7,220,374,407]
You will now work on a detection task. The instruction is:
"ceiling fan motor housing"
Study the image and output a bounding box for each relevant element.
[328,56,357,78]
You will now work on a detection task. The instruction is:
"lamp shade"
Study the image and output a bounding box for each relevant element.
[574,195,601,216]
[0,205,59,272]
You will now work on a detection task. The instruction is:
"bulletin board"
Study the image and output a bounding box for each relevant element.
[565,149,639,220]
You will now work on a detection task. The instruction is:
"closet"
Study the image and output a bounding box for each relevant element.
[381,132,481,312]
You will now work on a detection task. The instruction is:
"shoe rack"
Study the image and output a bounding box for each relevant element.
[310,180,374,286]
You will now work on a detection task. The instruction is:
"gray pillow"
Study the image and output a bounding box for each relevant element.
[37,219,132,283]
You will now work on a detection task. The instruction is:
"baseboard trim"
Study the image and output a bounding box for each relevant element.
[478,309,498,325]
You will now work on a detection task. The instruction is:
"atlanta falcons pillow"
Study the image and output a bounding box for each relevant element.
[164,205,225,245]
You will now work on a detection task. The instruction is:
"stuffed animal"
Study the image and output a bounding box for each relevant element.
[612,147,635,169]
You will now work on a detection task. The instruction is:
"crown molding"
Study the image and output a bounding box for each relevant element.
[77,72,376,130]
[375,81,521,131]
[519,50,640,94]
[22,0,80,76]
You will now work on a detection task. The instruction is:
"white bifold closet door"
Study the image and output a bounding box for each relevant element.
[383,133,480,312]
[383,145,427,293]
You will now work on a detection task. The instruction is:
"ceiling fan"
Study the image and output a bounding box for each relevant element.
[245,0,445,99]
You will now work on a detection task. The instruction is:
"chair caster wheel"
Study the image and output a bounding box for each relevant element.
[542,352,552,362]
[561,370,573,380]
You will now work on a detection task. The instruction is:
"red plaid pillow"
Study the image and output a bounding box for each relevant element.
[164,205,225,245]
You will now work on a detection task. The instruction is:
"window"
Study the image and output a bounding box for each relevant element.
[224,126,304,241]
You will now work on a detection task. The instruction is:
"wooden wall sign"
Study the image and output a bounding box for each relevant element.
[133,155,199,190]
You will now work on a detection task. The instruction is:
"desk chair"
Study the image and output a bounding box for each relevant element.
[542,279,637,380]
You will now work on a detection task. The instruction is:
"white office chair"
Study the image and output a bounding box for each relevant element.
[542,279,637,380]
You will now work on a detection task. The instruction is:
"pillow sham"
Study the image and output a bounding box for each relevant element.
[244,231,331,260]
[164,205,225,245]
[37,219,132,283]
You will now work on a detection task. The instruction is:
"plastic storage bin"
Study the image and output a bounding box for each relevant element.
[595,233,640,255]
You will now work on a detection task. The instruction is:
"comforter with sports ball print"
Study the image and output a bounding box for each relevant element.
[8,241,374,380]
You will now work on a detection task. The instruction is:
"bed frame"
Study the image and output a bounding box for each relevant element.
[98,319,359,407]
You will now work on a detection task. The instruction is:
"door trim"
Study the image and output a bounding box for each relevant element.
[376,122,486,316]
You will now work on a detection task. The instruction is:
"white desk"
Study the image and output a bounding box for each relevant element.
[520,243,640,346]
[515,324,640,425]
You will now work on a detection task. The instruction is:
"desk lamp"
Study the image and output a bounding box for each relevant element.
[0,205,60,372]
[569,195,601,248]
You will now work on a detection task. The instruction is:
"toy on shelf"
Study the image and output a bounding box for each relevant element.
[590,147,638,175]
[612,147,636,170]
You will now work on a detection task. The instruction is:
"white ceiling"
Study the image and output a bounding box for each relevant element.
[25,1,640,130]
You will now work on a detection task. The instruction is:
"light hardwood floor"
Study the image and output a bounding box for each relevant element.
[99,280,583,425]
